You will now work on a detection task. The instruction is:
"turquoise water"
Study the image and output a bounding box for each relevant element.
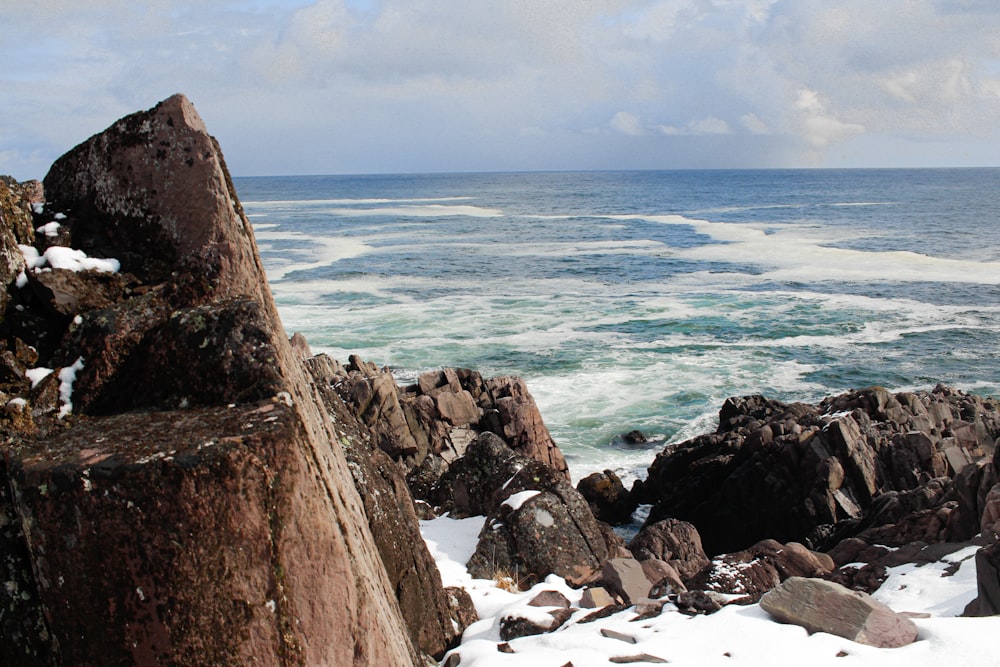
[235,169,1000,483]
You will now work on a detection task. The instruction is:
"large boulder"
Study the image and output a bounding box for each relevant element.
[628,518,711,583]
[458,432,610,587]
[0,95,419,665]
[760,577,919,648]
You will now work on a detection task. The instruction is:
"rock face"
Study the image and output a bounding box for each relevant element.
[636,386,1000,555]
[0,95,418,665]
[304,354,475,658]
[760,577,919,648]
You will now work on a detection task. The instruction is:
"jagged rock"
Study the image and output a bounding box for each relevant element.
[637,386,1000,555]
[628,518,710,582]
[305,355,473,659]
[577,469,634,525]
[329,362,569,481]
[761,577,919,648]
[0,95,419,665]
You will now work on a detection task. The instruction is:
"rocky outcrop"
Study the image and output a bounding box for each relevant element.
[304,354,475,659]
[0,95,419,665]
[329,357,568,478]
[578,469,634,525]
[760,577,919,648]
[636,386,1000,555]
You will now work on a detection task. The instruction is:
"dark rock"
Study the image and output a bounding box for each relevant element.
[468,484,609,587]
[672,590,724,615]
[577,469,635,525]
[964,541,1000,616]
[499,608,574,640]
[622,430,648,444]
[761,577,919,648]
[628,518,710,583]
[637,386,1000,556]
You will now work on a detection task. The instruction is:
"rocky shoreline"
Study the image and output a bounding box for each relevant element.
[1,95,998,665]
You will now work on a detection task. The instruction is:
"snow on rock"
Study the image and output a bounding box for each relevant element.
[422,514,1000,667]
[57,357,84,418]
[25,367,54,387]
[502,490,542,511]
[19,243,120,273]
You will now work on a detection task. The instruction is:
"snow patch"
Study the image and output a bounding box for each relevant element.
[58,357,84,418]
[19,244,120,273]
[25,367,53,387]
[502,490,541,511]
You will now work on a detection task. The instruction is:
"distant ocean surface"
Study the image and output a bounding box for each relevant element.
[235,169,1000,484]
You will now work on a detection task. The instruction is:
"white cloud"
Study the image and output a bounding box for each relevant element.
[611,111,645,136]
[1,0,1000,177]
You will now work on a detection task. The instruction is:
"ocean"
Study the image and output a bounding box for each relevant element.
[234,169,1000,485]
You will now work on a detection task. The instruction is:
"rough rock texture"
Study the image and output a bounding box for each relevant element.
[304,354,475,658]
[0,95,418,665]
[636,386,1000,555]
[459,432,610,587]
[760,577,919,648]
[628,518,711,583]
[578,469,634,525]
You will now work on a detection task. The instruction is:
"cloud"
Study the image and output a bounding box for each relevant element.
[1,0,999,177]
[611,111,645,136]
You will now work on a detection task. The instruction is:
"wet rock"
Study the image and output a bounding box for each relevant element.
[761,577,919,648]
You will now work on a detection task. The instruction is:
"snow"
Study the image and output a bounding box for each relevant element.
[19,244,120,273]
[420,515,1000,667]
[502,490,541,511]
[25,366,53,387]
[57,357,84,418]
[36,221,61,237]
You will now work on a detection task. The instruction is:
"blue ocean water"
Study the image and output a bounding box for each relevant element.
[235,169,1000,483]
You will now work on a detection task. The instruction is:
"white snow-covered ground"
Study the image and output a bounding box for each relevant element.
[421,516,1000,667]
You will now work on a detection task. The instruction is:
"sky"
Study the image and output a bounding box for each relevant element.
[2,0,1000,178]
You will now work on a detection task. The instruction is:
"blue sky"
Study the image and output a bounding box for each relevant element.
[2,1,1000,178]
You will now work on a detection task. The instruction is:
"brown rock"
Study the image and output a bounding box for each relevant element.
[580,587,618,608]
[602,558,654,604]
[1,95,419,665]
[485,375,568,478]
[761,577,919,648]
[628,518,710,582]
